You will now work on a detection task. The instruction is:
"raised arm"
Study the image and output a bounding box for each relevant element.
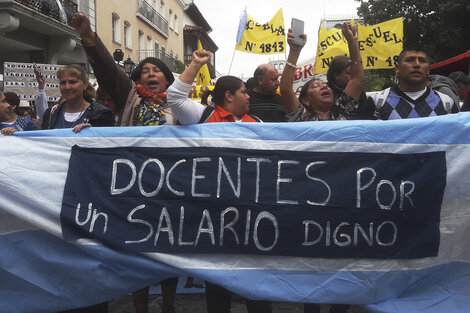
[166,50,211,124]
[342,22,364,101]
[179,50,212,84]
[279,29,305,114]
[33,69,48,121]
[71,13,132,114]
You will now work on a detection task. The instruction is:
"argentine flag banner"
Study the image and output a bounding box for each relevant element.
[1,114,470,312]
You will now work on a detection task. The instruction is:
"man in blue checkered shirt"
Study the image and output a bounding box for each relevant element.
[368,49,459,120]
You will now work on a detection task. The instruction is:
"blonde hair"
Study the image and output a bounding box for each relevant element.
[57,64,88,83]
[57,64,95,101]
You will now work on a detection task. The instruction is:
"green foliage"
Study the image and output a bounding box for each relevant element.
[363,69,395,92]
[174,60,186,74]
[356,0,470,63]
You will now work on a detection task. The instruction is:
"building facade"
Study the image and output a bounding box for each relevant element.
[0,0,214,81]
[320,14,363,30]
[182,0,217,79]
[0,0,84,71]
[93,0,185,73]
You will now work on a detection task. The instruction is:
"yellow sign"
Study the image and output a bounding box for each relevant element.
[188,85,215,101]
[358,18,403,69]
[314,18,403,74]
[235,8,286,55]
[196,40,211,86]
[314,27,349,74]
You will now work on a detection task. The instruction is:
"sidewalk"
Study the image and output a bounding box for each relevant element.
[109,294,369,313]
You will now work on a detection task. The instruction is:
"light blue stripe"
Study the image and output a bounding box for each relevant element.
[0,230,179,313]
[1,230,469,312]
[15,113,470,145]
[190,263,470,313]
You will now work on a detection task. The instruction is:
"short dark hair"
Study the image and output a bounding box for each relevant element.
[397,49,430,64]
[326,55,351,84]
[4,92,20,114]
[253,65,268,87]
[131,57,174,89]
[245,77,255,90]
[201,75,243,105]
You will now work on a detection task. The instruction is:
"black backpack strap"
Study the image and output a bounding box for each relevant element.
[198,106,215,123]
[248,114,262,122]
[198,106,262,123]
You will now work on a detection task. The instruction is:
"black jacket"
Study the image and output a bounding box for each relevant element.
[328,81,374,120]
[42,100,115,130]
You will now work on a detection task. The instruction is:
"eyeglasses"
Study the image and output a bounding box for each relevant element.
[311,81,328,89]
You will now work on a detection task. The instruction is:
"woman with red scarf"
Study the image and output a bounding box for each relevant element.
[71,12,178,313]
[72,13,177,128]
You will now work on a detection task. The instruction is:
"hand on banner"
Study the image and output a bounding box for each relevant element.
[287,28,306,53]
[192,50,211,66]
[342,22,358,43]
[72,123,92,133]
[72,12,96,44]
[1,127,17,136]
[34,69,45,90]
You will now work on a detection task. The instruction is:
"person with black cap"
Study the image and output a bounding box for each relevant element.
[449,71,470,111]
[71,12,178,313]
[71,12,177,128]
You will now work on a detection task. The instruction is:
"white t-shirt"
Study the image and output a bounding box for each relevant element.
[64,111,83,122]
[403,88,427,100]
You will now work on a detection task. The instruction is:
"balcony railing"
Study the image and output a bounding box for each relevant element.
[14,0,78,26]
[137,0,168,37]
[184,54,192,64]
[138,50,178,73]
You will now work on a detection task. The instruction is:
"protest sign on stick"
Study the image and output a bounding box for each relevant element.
[314,18,403,74]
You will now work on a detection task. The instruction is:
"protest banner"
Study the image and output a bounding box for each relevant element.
[196,40,211,86]
[357,18,403,69]
[187,85,214,101]
[314,26,349,74]
[314,18,403,74]
[235,8,286,55]
[3,62,61,101]
[291,58,316,93]
[1,114,470,312]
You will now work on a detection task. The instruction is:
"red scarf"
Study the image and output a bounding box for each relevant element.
[134,81,167,126]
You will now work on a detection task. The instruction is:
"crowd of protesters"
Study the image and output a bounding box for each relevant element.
[0,10,468,313]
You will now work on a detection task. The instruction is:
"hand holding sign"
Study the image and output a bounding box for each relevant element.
[314,18,403,74]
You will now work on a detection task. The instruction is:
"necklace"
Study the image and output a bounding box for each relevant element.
[62,102,87,128]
